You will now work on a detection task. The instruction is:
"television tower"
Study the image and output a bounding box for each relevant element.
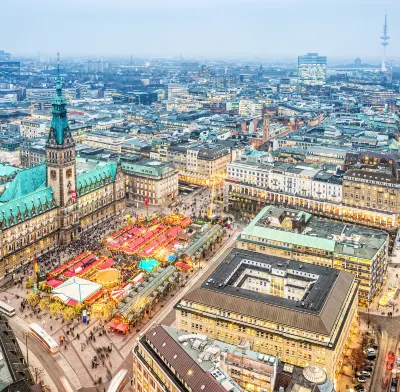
[380,14,390,72]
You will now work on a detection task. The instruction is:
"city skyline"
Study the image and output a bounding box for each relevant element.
[3,0,400,59]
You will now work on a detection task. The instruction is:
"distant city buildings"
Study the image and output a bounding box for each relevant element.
[298,53,327,86]
[0,50,11,61]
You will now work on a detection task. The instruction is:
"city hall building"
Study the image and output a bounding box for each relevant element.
[0,68,125,278]
[175,249,358,379]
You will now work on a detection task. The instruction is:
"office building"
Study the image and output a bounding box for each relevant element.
[133,325,336,392]
[298,53,327,86]
[20,120,47,139]
[175,248,358,379]
[133,324,280,392]
[238,100,263,118]
[223,152,397,232]
[0,62,20,77]
[168,84,189,99]
[236,205,388,305]
[122,158,179,205]
[160,142,231,186]
[0,50,11,61]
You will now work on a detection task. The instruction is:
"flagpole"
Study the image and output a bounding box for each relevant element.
[146,192,149,221]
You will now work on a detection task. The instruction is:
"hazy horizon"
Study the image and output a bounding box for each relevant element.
[3,0,400,60]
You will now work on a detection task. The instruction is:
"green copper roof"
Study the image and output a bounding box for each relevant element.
[0,164,46,203]
[0,187,56,228]
[241,226,336,252]
[49,59,70,145]
[240,206,335,252]
[77,162,117,196]
[0,164,22,178]
[121,160,172,177]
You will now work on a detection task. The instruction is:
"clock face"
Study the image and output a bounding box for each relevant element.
[66,168,72,178]
[50,170,57,180]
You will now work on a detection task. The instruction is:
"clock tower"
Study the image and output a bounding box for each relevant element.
[46,54,78,244]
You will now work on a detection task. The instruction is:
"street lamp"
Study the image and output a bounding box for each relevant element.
[24,332,29,367]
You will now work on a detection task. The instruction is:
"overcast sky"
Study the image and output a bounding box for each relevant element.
[2,0,399,61]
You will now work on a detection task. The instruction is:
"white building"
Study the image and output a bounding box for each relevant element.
[239,99,263,118]
[20,120,47,138]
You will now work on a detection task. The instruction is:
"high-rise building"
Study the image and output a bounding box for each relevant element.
[0,50,11,61]
[298,53,327,86]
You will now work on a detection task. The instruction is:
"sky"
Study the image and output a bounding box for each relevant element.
[2,0,400,61]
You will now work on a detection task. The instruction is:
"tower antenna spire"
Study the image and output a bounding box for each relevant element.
[56,52,62,96]
[380,14,390,72]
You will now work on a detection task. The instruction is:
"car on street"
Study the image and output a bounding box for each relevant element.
[362,366,373,372]
[390,377,399,392]
[387,359,394,371]
[388,351,395,360]
[397,356,400,366]
[357,376,367,383]
[356,370,371,377]
[354,384,367,392]
[364,348,376,360]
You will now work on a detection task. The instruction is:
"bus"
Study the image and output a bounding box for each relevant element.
[29,323,59,354]
[0,301,15,317]
[107,369,128,392]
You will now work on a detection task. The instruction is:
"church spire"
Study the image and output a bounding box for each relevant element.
[47,53,73,146]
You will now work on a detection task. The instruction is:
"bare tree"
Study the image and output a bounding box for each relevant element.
[30,366,45,385]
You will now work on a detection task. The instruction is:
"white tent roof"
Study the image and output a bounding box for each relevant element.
[52,276,102,302]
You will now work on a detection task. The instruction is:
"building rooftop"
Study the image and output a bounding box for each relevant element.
[241,205,388,260]
[180,248,356,336]
[141,325,242,392]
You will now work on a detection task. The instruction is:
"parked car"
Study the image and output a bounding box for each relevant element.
[387,360,394,371]
[357,376,367,383]
[357,370,371,377]
[364,348,376,356]
[354,384,367,392]
[362,366,373,372]
[397,356,400,366]
[369,343,378,349]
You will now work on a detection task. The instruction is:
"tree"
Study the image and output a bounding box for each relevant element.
[102,302,115,320]
[62,306,76,321]
[349,347,367,370]
[49,302,64,315]
[26,277,33,289]
[39,297,50,311]
[26,293,40,307]
[30,366,45,384]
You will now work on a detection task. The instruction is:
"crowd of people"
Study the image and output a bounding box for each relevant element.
[17,215,124,280]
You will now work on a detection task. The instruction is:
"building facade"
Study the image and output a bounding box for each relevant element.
[133,325,279,392]
[175,249,358,379]
[161,143,231,186]
[122,158,179,205]
[236,205,388,305]
[20,120,47,139]
[223,152,398,232]
[0,67,125,277]
[298,53,327,86]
